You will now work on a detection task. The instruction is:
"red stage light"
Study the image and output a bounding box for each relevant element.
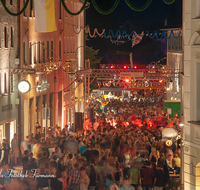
[110,65,115,69]
[123,66,127,69]
[159,79,163,83]
[124,78,130,83]
[134,66,137,69]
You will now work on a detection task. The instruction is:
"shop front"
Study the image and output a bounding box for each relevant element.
[0,119,17,146]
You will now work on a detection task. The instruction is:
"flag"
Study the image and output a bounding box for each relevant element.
[130,53,133,67]
[34,0,57,33]
[132,31,144,47]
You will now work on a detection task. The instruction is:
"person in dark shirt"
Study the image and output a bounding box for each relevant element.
[163,164,169,184]
[83,145,93,163]
[58,157,66,172]
[100,139,106,150]
[29,152,37,170]
[37,168,49,189]
[22,150,29,172]
[141,161,154,190]
[153,163,164,189]
[89,164,97,190]
[50,167,63,190]
[35,129,41,140]
[50,155,58,169]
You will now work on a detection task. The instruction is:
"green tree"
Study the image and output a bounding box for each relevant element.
[86,46,102,69]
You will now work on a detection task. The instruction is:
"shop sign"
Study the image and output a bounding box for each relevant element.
[12,69,36,75]
[2,104,12,112]
[36,81,50,92]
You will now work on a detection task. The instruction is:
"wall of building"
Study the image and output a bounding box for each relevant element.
[0,0,19,144]
[183,0,200,189]
[19,0,85,139]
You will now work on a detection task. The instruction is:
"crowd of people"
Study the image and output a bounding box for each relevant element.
[0,90,182,190]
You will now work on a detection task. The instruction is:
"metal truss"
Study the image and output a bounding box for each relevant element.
[77,69,182,78]
[77,68,183,120]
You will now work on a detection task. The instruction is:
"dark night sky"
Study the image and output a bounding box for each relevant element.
[86,0,182,65]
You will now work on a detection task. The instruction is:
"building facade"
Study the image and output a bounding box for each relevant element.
[183,0,200,189]
[0,0,19,145]
[166,28,182,101]
[19,0,86,140]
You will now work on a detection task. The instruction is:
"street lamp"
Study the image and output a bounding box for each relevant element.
[18,80,31,93]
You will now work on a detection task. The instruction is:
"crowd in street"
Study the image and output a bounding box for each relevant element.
[0,90,182,190]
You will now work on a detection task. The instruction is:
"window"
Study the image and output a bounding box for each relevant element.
[38,41,40,63]
[70,37,73,53]
[59,0,62,19]
[29,42,32,64]
[30,1,33,17]
[10,0,12,5]
[33,1,35,17]
[4,73,7,94]
[67,37,69,53]
[23,0,27,16]
[59,41,61,60]
[172,38,174,51]
[174,37,178,51]
[71,1,73,18]
[179,35,182,51]
[73,37,75,52]
[10,74,14,93]
[4,27,8,48]
[23,42,26,64]
[11,27,13,47]
[34,43,36,63]
[51,41,53,58]
[42,42,45,63]
[47,41,49,59]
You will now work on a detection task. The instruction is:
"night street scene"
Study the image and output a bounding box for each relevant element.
[0,0,198,190]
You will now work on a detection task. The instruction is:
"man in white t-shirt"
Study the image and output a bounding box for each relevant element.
[20,136,31,155]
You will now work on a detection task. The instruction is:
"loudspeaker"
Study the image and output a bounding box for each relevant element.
[88,107,94,119]
[75,112,83,131]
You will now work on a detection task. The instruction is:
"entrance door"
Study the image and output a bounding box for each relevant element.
[10,121,16,147]
[0,124,4,143]
[29,98,34,134]
[5,122,10,145]
[24,99,28,139]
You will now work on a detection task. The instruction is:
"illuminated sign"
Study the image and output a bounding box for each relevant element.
[12,69,36,75]
[36,81,50,92]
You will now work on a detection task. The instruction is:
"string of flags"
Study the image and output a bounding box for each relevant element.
[81,27,182,47]
[68,22,182,47]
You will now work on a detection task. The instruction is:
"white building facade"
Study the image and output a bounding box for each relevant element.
[183,0,200,189]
